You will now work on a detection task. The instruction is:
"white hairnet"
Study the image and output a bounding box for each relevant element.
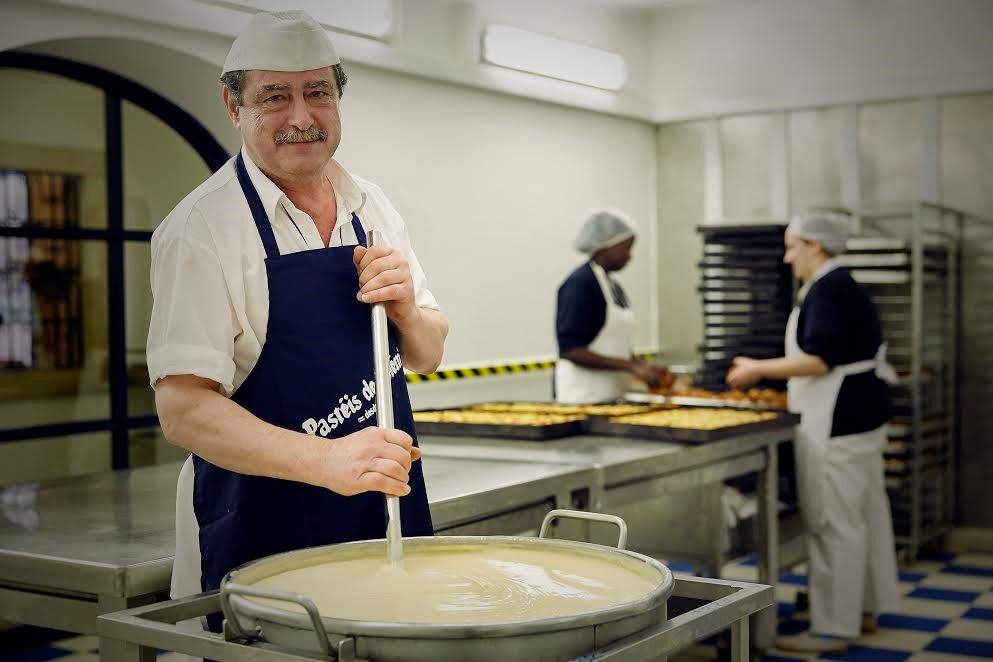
[223,10,340,74]
[574,208,638,254]
[786,212,850,255]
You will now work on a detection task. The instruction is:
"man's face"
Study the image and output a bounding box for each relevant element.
[225,67,342,182]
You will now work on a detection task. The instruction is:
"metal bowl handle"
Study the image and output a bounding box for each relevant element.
[539,509,629,550]
[221,581,333,658]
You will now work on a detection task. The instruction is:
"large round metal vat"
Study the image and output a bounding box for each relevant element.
[221,511,674,662]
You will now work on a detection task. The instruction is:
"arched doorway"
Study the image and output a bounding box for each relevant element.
[0,50,229,480]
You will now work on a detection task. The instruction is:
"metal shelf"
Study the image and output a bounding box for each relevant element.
[855,204,961,561]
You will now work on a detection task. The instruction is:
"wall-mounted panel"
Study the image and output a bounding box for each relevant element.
[859,101,923,208]
[789,108,844,213]
[657,121,706,358]
[721,114,773,221]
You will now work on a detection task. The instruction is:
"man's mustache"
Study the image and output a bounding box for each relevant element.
[273,127,328,145]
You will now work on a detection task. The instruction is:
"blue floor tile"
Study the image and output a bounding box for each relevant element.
[820,645,910,661]
[943,564,993,579]
[778,601,798,617]
[668,561,695,573]
[877,612,948,632]
[2,647,75,662]
[777,618,809,635]
[898,570,928,583]
[740,555,758,566]
[925,636,993,658]
[919,550,958,562]
[907,586,981,602]
[964,607,993,621]
[779,572,807,586]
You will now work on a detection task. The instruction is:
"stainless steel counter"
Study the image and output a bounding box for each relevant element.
[0,424,795,657]
[0,454,596,652]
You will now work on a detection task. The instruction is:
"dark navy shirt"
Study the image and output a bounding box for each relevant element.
[797,267,891,437]
[556,262,629,354]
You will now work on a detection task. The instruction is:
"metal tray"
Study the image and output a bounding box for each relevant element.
[625,392,788,412]
[698,283,785,295]
[414,410,585,440]
[464,401,666,417]
[584,410,800,444]
[703,325,787,339]
[701,338,783,353]
[699,267,787,280]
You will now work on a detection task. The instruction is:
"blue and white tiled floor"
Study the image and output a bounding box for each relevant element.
[2,552,991,661]
[677,550,993,662]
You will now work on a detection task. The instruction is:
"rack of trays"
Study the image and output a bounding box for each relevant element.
[840,204,962,560]
[695,224,793,391]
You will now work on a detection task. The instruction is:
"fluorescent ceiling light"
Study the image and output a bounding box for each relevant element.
[200,0,395,41]
[481,25,627,91]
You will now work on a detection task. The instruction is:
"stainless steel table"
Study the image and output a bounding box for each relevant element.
[0,455,597,660]
[419,429,793,649]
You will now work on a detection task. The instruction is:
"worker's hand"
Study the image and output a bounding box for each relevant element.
[354,244,418,326]
[631,362,671,390]
[319,426,422,497]
[726,357,763,390]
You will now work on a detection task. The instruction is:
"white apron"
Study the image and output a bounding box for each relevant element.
[786,261,900,637]
[555,262,635,404]
[171,455,204,662]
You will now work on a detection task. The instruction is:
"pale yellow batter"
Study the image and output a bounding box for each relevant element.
[247,544,659,624]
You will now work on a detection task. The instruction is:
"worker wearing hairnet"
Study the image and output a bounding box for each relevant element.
[554,208,670,403]
[726,212,900,653]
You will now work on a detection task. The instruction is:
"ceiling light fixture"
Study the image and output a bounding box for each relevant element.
[481,24,627,91]
[199,0,395,41]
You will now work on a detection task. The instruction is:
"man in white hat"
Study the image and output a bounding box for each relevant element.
[147,10,447,630]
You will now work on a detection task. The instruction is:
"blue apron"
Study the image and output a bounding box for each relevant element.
[193,154,433,631]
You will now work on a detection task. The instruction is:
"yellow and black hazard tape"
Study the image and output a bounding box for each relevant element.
[405,359,556,383]
[404,351,659,383]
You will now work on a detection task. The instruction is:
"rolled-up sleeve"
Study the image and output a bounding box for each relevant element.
[147,209,239,395]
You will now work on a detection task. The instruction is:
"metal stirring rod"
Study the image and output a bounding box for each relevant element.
[368,230,403,565]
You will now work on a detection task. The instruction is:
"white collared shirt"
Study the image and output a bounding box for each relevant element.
[147,147,439,396]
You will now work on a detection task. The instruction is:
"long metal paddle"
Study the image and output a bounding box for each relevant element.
[368,229,403,565]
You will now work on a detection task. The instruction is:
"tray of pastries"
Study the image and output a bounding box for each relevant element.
[628,385,789,411]
[585,407,800,443]
[412,408,587,440]
[468,401,670,417]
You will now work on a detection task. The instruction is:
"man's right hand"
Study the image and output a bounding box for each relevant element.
[319,426,421,497]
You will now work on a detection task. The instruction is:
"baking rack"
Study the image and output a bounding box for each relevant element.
[839,203,962,560]
[695,224,793,391]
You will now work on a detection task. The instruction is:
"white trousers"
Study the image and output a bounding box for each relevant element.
[807,447,901,637]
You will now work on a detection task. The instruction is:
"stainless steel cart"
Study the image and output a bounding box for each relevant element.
[97,573,772,662]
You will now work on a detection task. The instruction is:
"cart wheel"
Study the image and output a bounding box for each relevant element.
[795,590,809,611]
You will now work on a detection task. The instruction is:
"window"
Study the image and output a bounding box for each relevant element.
[0,52,227,484]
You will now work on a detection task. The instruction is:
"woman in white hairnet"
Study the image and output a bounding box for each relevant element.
[554,209,671,403]
[726,212,900,653]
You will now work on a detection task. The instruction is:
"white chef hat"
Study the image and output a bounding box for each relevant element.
[222,10,340,74]
[574,208,638,255]
[786,211,850,255]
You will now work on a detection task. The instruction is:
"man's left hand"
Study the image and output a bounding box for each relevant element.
[354,245,419,326]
